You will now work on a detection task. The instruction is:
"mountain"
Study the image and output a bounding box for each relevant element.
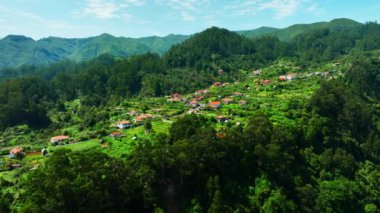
[0,34,189,68]
[165,27,251,68]
[238,18,362,41]
[0,18,363,68]
[237,26,280,38]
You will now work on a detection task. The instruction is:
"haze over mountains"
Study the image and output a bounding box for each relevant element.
[0,18,362,68]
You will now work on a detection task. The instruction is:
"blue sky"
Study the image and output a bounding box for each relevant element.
[0,0,379,39]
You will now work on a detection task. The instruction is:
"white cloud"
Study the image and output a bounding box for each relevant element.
[306,3,324,16]
[77,0,146,20]
[259,0,302,19]
[156,0,210,21]
[125,0,145,6]
[225,0,320,19]
[80,0,120,19]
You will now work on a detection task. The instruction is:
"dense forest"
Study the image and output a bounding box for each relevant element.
[1,21,380,212]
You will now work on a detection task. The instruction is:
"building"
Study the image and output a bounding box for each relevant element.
[110,132,123,138]
[260,80,271,85]
[279,75,287,81]
[222,97,233,104]
[252,69,262,76]
[213,82,222,87]
[9,147,23,159]
[215,115,228,123]
[116,120,133,129]
[209,101,222,110]
[195,89,209,95]
[195,96,204,101]
[50,135,70,145]
[286,73,297,81]
[189,100,200,107]
[135,114,154,123]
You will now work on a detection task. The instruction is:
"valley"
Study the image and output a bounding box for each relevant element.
[0,19,380,212]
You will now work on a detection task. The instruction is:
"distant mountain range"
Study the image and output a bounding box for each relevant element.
[0,34,190,68]
[0,18,363,68]
[237,18,362,41]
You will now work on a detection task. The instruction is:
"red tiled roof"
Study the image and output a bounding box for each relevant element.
[190,100,198,105]
[10,147,23,155]
[213,82,222,87]
[210,101,221,107]
[118,120,131,125]
[135,114,153,122]
[110,132,123,136]
[172,93,182,98]
[51,135,69,141]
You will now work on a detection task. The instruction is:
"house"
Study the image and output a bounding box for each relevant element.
[116,120,133,129]
[110,132,124,138]
[222,82,230,87]
[189,100,200,107]
[260,80,271,85]
[279,75,287,81]
[169,93,183,102]
[218,69,225,75]
[9,147,23,159]
[195,89,208,95]
[135,114,154,123]
[215,115,228,123]
[213,82,222,87]
[286,73,297,81]
[252,69,262,76]
[195,96,204,101]
[172,93,182,99]
[50,135,70,145]
[209,101,222,110]
[222,97,233,104]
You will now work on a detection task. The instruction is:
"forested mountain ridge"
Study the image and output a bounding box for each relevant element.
[0,33,189,68]
[237,18,362,41]
[0,18,362,68]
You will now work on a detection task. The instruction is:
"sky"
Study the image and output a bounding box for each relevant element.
[0,0,379,39]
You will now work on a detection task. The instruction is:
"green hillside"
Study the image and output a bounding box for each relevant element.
[238,18,362,41]
[1,21,380,212]
[237,26,280,38]
[0,34,189,68]
[0,18,364,68]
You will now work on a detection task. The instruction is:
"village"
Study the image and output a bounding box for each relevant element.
[0,59,344,176]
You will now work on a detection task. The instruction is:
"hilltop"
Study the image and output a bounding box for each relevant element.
[237,18,362,41]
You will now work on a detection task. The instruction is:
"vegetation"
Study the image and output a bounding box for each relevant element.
[1,19,380,212]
